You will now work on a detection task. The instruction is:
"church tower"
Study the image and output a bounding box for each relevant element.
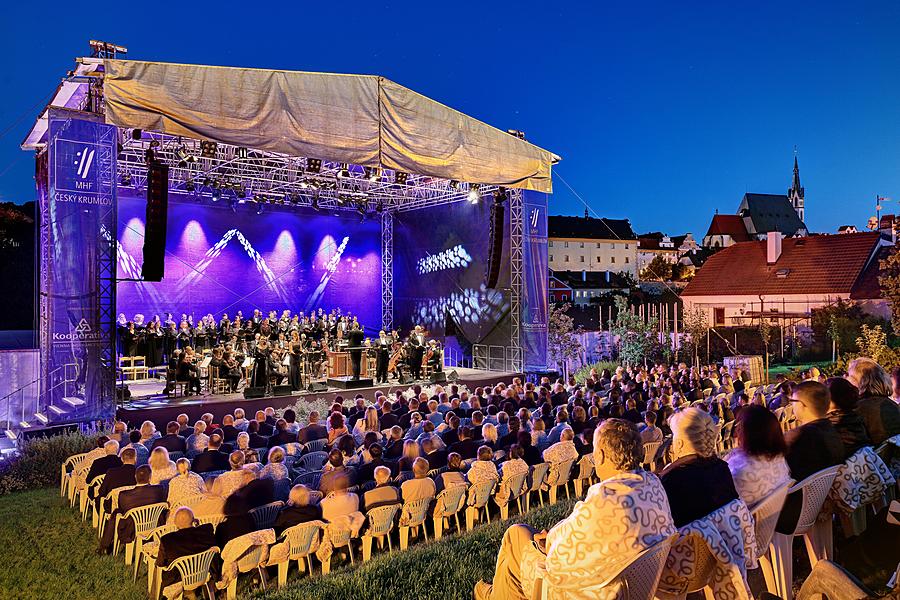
[788,155,805,222]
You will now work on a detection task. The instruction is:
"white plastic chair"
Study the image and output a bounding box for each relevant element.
[535,534,677,599]
[320,525,356,575]
[362,504,400,560]
[219,531,273,600]
[642,441,662,471]
[572,454,595,497]
[433,483,468,539]
[295,451,328,473]
[60,452,89,499]
[524,462,550,511]
[465,479,497,531]
[271,521,321,587]
[545,458,575,504]
[758,466,840,600]
[494,471,529,520]
[114,502,168,565]
[135,523,178,587]
[303,439,328,453]
[82,474,105,522]
[656,532,718,600]
[156,546,219,600]
[249,501,284,530]
[749,479,794,560]
[399,496,433,549]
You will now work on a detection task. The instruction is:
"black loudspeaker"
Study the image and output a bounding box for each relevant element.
[446,370,459,383]
[485,201,505,288]
[307,382,328,393]
[398,373,413,385]
[243,386,267,399]
[142,162,169,282]
[430,371,447,384]
[273,384,292,396]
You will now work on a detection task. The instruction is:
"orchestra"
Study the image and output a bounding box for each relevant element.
[116,307,444,397]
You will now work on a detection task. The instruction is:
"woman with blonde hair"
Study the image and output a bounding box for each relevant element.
[260,446,290,481]
[211,451,255,499]
[481,422,499,449]
[847,357,900,444]
[149,446,178,484]
[659,407,738,527]
[398,439,420,472]
[167,457,206,506]
[185,421,209,456]
[352,406,382,446]
[139,420,160,446]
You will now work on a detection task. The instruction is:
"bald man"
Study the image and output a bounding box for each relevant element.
[156,507,217,588]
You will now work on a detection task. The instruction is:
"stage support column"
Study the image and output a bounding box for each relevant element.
[38,110,118,425]
[508,188,524,373]
[522,191,549,372]
[381,211,394,332]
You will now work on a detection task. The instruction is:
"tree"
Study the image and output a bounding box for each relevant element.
[682,306,709,368]
[610,296,659,367]
[548,303,584,377]
[758,317,772,383]
[855,324,888,364]
[878,247,900,335]
[640,255,673,281]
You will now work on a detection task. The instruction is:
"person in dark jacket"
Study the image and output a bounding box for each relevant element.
[191,434,230,473]
[777,381,847,534]
[268,419,299,448]
[825,377,872,455]
[85,440,123,500]
[847,358,900,445]
[246,420,270,449]
[94,447,137,512]
[152,421,188,454]
[298,411,328,443]
[99,465,166,553]
[156,507,217,588]
[274,484,323,535]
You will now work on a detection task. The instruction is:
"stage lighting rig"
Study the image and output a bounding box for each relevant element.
[306,158,322,173]
[395,171,408,185]
[449,180,461,190]
[120,172,132,186]
[236,183,247,199]
[494,187,508,204]
[176,145,197,167]
[468,184,481,204]
[338,163,351,178]
[200,140,218,158]
[185,178,196,192]
[311,195,320,211]
[237,147,249,159]
[364,166,380,182]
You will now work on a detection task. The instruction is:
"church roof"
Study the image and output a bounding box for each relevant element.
[549,215,637,240]
[739,193,807,236]
[704,214,749,241]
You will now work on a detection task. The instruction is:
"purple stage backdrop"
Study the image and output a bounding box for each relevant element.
[116,193,382,330]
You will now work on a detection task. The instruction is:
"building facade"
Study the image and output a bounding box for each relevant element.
[548,212,639,277]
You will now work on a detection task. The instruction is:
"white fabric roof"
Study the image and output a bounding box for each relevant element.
[102,60,558,193]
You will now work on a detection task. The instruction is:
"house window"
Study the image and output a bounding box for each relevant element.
[564,241,569,248]
[549,241,554,248]
[625,257,629,264]
[549,255,554,262]
[610,257,616,264]
[579,256,585,263]
[714,308,726,326]
[596,256,602,263]
[625,243,629,249]
[596,242,601,249]
[579,242,584,248]
[564,255,569,262]
[561,294,568,301]
[610,243,616,250]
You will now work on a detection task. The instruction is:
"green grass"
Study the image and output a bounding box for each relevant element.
[0,487,146,600]
[253,500,576,600]
[0,485,574,600]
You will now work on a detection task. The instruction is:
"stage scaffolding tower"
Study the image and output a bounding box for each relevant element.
[508,188,524,373]
[380,211,394,332]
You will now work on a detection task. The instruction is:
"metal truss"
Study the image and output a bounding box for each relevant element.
[115,133,500,215]
[381,211,394,331]
[508,188,524,373]
[96,124,117,416]
[37,151,52,417]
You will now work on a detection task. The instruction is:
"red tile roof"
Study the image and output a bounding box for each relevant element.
[682,232,883,297]
[705,215,749,241]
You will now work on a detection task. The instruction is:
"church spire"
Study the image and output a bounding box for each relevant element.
[788,150,805,223]
[792,155,801,193]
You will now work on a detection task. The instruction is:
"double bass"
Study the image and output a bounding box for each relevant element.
[387,341,405,375]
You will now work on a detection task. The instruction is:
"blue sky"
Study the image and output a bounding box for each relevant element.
[1,1,898,237]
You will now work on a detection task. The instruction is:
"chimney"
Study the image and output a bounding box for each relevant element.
[766,231,782,264]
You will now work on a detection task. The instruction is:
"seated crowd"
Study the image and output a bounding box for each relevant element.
[66,357,900,598]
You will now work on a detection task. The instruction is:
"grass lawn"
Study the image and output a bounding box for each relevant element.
[0,485,575,600]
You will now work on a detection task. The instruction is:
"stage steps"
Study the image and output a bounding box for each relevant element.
[34,412,48,425]
[48,405,68,417]
[62,397,85,408]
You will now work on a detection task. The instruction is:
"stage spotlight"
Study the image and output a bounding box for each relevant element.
[337,195,346,205]
[468,184,481,204]
[364,166,380,182]
[338,163,350,178]
[212,188,221,201]
[306,158,322,173]
[120,172,132,186]
[185,178,196,192]
[176,145,196,167]
[131,128,142,140]
[494,187,508,204]
[236,183,246,199]
[395,171,408,185]
[149,140,161,149]
[237,147,249,159]
[375,199,384,212]
[450,180,461,190]
[200,140,217,158]
[202,177,212,187]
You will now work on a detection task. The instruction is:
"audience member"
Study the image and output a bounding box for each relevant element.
[726,404,791,506]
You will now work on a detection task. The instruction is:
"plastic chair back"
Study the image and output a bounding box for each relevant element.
[547,459,575,487]
[196,515,225,530]
[169,493,206,511]
[303,439,328,453]
[124,502,168,537]
[790,466,840,535]
[293,470,323,490]
[499,471,529,503]
[366,504,400,537]
[401,496,433,527]
[661,532,717,594]
[282,521,321,559]
[528,462,551,492]
[643,442,662,466]
[749,479,794,555]
[435,483,468,517]
[467,479,496,509]
[328,524,354,549]
[614,534,678,599]
[296,451,328,472]
[249,501,284,530]
[167,546,219,591]
[576,454,595,481]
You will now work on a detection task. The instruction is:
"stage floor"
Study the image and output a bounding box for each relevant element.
[116,367,518,428]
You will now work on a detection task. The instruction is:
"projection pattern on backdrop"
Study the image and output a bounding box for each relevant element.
[394,201,510,345]
[116,195,381,329]
[416,244,473,274]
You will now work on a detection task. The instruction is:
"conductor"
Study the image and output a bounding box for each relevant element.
[347,322,366,380]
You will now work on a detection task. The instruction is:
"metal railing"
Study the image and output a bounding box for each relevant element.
[442,346,472,369]
[472,345,521,373]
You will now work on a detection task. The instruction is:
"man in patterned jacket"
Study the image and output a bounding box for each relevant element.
[475,418,677,600]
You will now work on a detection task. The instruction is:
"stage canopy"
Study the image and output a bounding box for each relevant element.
[25,59,559,193]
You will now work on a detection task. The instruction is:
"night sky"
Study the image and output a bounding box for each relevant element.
[1,1,899,237]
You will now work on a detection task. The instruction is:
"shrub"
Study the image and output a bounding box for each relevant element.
[0,430,100,495]
[573,360,619,384]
